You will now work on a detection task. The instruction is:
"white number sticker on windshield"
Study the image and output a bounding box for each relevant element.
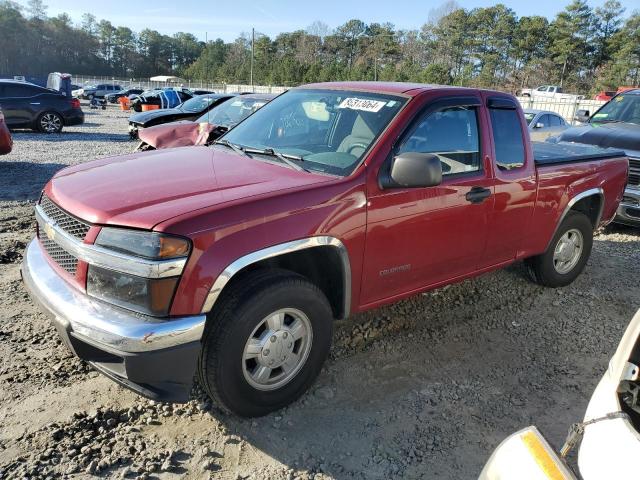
[338,98,387,112]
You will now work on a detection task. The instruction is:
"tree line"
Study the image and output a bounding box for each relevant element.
[1,0,639,94]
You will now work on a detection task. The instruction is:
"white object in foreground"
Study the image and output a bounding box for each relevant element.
[479,426,576,480]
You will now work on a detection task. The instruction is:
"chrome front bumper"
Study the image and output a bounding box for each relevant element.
[21,238,206,401]
[615,186,640,226]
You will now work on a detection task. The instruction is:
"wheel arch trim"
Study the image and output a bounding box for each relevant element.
[547,187,604,249]
[200,236,352,319]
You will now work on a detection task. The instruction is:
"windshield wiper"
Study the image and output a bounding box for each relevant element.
[243,147,310,172]
[214,139,248,156]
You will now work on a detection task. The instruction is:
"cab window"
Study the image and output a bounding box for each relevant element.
[489,108,526,170]
[398,106,481,176]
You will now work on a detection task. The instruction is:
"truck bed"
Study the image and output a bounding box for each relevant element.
[533,141,626,166]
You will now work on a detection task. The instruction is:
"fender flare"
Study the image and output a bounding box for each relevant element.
[200,236,352,319]
[546,187,604,250]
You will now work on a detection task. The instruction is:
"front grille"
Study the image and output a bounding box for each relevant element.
[40,194,90,240]
[38,194,91,275]
[629,158,640,187]
[38,223,78,274]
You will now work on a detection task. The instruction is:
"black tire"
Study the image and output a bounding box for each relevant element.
[525,211,593,287]
[37,112,63,133]
[199,269,333,417]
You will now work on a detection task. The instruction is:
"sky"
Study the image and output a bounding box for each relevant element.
[15,0,640,42]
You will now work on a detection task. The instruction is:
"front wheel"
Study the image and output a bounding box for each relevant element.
[199,270,333,417]
[525,211,593,287]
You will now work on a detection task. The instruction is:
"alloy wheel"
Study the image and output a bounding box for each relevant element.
[242,308,313,391]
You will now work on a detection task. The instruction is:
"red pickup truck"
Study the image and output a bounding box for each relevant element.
[22,82,628,417]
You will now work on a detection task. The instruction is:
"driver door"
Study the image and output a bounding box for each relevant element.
[361,95,494,306]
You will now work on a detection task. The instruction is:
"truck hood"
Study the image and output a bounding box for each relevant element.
[46,146,333,230]
[554,122,640,156]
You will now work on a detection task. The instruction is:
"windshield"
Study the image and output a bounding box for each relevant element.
[221,89,406,176]
[523,112,535,124]
[591,94,640,125]
[196,97,269,127]
[180,95,220,113]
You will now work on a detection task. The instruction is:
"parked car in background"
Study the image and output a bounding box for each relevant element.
[518,85,583,100]
[594,90,617,101]
[0,110,12,154]
[71,85,84,98]
[551,88,640,226]
[480,308,640,480]
[21,82,628,417]
[106,88,144,103]
[136,93,275,149]
[129,87,193,112]
[78,84,122,100]
[128,93,235,138]
[0,79,84,133]
[523,109,568,141]
[190,89,216,95]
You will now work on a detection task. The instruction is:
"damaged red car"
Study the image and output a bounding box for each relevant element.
[135,93,275,151]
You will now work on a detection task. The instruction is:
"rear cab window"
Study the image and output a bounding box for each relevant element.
[488,101,526,170]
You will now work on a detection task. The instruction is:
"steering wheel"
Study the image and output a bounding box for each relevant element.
[346,143,368,155]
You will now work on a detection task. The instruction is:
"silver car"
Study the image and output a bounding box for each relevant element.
[523,109,568,141]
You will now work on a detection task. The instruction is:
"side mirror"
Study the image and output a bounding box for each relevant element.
[380,152,443,189]
[574,109,590,123]
[534,122,544,129]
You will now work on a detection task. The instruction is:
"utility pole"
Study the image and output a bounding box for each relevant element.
[250,27,255,90]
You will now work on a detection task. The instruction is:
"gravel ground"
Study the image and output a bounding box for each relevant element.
[0,104,639,479]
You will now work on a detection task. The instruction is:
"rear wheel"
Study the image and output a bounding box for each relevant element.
[526,211,593,287]
[199,270,333,417]
[37,112,63,133]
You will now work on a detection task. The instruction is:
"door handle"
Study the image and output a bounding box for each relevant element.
[465,186,491,204]
[30,102,41,105]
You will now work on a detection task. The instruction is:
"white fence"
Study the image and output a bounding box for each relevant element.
[71,75,288,94]
[516,96,606,124]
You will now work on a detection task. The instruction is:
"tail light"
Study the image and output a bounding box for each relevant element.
[70,98,81,109]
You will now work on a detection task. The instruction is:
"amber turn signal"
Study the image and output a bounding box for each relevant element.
[159,236,190,258]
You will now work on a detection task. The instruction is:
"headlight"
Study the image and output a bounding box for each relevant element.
[95,228,190,259]
[87,228,190,316]
[87,265,179,316]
